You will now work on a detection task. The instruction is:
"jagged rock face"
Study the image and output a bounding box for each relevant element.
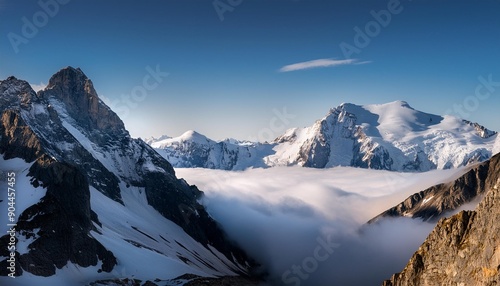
[0,68,254,279]
[370,153,500,222]
[0,113,116,276]
[0,76,122,201]
[6,157,116,276]
[41,67,127,142]
[299,107,358,168]
[0,109,43,162]
[463,120,497,139]
[383,155,500,286]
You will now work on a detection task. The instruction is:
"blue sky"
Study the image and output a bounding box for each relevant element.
[1,0,499,140]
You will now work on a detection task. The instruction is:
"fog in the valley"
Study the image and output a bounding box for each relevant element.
[176,166,468,286]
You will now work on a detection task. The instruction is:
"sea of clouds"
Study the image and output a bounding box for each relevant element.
[176,166,472,286]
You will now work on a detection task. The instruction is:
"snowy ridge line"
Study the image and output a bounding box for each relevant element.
[149,101,497,172]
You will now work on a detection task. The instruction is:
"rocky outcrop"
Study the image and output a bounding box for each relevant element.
[370,153,500,222]
[4,156,116,276]
[299,107,358,168]
[0,74,122,202]
[41,67,127,144]
[0,109,43,162]
[0,136,116,277]
[463,120,497,139]
[382,155,500,285]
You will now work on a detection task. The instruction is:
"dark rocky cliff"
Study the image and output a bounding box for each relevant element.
[370,153,500,222]
[382,153,500,285]
[0,102,116,276]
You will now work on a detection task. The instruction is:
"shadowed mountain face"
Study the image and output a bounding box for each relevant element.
[382,153,500,285]
[0,67,255,281]
[370,153,500,223]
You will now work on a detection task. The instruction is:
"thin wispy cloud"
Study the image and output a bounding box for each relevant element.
[354,60,373,65]
[279,58,367,72]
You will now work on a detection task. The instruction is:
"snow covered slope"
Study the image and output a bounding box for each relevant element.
[0,68,254,285]
[151,130,274,170]
[150,101,497,172]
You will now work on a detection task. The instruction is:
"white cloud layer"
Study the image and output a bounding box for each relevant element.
[493,135,500,155]
[279,58,362,72]
[176,166,471,285]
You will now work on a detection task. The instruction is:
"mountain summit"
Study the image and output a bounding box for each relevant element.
[150,101,497,172]
[43,67,127,140]
[0,67,255,284]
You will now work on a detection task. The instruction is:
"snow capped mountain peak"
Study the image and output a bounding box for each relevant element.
[150,130,270,170]
[180,129,212,143]
[150,101,497,172]
[143,134,171,145]
[374,100,412,108]
[40,66,129,142]
[45,66,89,92]
[335,101,412,117]
[0,68,255,283]
[0,76,36,108]
[149,130,214,149]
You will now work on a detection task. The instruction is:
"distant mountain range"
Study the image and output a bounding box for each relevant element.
[148,101,498,172]
[0,67,257,285]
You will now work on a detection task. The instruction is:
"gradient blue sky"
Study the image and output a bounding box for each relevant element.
[1,0,499,140]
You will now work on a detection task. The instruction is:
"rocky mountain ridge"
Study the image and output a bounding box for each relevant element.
[370,152,500,222]
[382,152,500,285]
